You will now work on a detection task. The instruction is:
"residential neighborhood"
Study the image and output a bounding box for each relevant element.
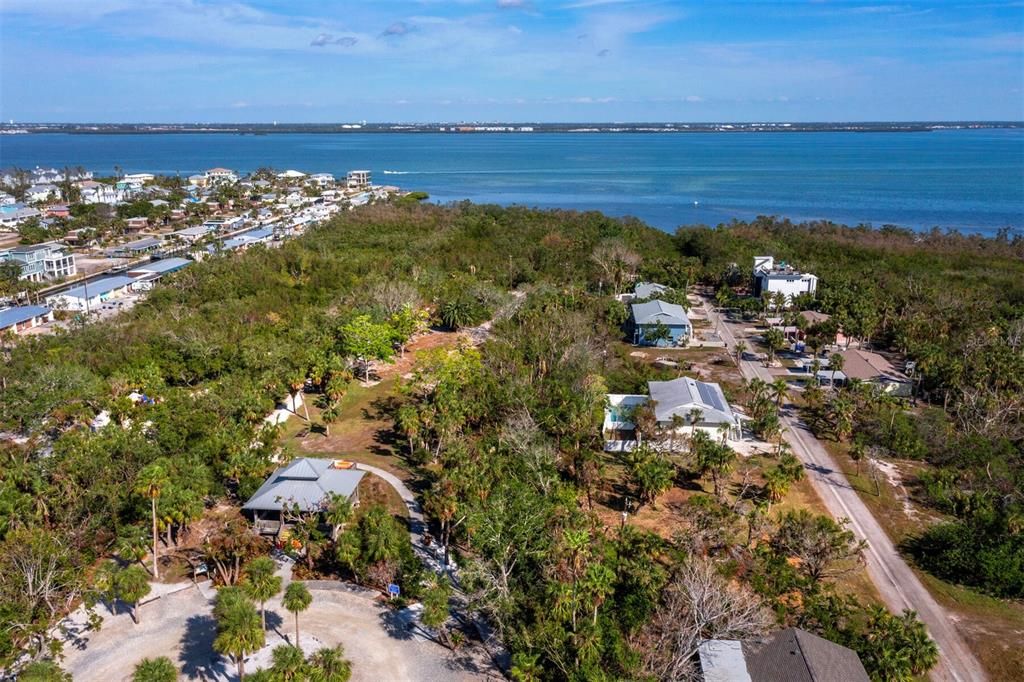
[0,165,411,336]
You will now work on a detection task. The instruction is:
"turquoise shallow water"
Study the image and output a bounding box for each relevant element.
[1,129,1021,235]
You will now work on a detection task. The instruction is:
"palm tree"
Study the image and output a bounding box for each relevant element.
[283,581,313,649]
[324,493,352,542]
[734,340,747,364]
[764,467,790,506]
[770,377,789,408]
[307,645,352,682]
[213,592,264,681]
[115,565,152,624]
[242,557,282,631]
[829,351,845,389]
[135,462,170,579]
[849,439,867,476]
[269,644,307,681]
[132,656,178,682]
[763,327,786,363]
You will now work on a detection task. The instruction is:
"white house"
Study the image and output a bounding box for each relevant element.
[122,173,155,184]
[753,256,817,304]
[604,376,742,452]
[0,242,76,281]
[306,173,334,188]
[204,168,238,185]
[0,191,16,206]
[25,184,61,203]
[346,170,371,190]
[76,180,125,204]
[46,275,136,312]
[277,169,307,180]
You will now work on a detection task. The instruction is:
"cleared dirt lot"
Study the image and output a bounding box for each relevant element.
[62,582,499,681]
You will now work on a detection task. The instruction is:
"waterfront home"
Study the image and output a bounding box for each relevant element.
[753,256,818,305]
[122,173,155,184]
[242,457,365,536]
[0,305,54,336]
[630,299,691,346]
[277,169,307,179]
[204,167,238,185]
[815,349,911,396]
[0,242,77,282]
[46,275,136,311]
[346,170,371,190]
[306,172,334,188]
[604,376,742,451]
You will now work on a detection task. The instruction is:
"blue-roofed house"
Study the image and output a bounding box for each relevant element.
[630,299,691,347]
[243,458,366,536]
[0,305,53,335]
[127,257,192,278]
[45,275,136,312]
[604,376,742,451]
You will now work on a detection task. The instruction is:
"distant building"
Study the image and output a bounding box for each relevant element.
[699,628,869,682]
[204,167,238,185]
[0,191,16,206]
[43,204,71,219]
[630,299,691,346]
[46,275,136,311]
[107,237,162,258]
[122,173,155,184]
[0,305,53,335]
[124,216,149,232]
[276,169,307,179]
[0,242,77,282]
[25,184,60,203]
[753,256,818,304]
[306,172,334,188]
[76,180,126,204]
[346,170,371,190]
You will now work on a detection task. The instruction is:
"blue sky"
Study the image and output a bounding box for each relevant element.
[1,0,1021,122]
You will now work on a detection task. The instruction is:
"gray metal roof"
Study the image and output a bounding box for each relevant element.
[631,299,690,327]
[0,305,50,329]
[128,257,191,276]
[242,458,365,512]
[634,281,669,299]
[647,376,735,424]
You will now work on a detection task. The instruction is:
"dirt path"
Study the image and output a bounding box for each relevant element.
[704,299,986,682]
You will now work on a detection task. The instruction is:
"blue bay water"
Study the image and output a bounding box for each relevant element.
[1,130,1022,235]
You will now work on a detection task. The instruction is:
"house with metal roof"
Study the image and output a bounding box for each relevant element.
[699,628,869,682]
[127,257,192,278]
[45,275,136,312]
[604,376,741,451]
[0,305,53,335]
[630,299,691,347]
[243,458,365,536]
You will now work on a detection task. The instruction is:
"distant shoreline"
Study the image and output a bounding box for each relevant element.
[2,121,1023,135]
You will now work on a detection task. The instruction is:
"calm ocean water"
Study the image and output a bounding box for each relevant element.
[1,130,1022,235]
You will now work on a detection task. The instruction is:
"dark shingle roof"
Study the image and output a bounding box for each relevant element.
[744,628,870,682]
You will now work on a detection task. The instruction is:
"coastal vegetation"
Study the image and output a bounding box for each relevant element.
[0,203,1020,679]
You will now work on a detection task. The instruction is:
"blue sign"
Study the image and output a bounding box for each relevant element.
[387,583,401,596]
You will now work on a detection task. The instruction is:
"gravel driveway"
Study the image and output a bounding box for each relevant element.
[61,582,500,681]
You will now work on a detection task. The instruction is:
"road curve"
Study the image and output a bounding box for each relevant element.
[704,301,986,682]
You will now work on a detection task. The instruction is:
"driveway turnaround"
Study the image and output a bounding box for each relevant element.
[61,581,500,681]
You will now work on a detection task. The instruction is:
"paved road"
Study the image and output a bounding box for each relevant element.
[704,300,986,682]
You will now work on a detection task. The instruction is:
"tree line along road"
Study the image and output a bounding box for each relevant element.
[702,298,986,682]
